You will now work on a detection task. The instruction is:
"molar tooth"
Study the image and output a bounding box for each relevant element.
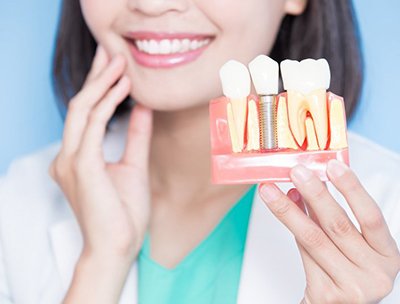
[281,59,330,149]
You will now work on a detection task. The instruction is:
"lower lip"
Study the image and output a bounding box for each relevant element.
[128,40,212,68]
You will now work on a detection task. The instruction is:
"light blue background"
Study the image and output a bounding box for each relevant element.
[0,0,399,175]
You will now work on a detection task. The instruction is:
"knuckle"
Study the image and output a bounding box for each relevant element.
[361,211,385,230]
[311,183,328,202]
[272,200,291,219]
[302,227,325,249]
[327,214,353,237]
[50,155,73,182]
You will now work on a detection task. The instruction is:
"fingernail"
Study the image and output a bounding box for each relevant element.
[291,165,313,183]
[287,188,301,203]
[327,160,348,178]
[260,184,281,202]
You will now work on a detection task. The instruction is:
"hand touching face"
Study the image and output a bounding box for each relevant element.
[80,0,307,111]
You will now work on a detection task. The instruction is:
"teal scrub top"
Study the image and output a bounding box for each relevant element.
[138,185,257,304]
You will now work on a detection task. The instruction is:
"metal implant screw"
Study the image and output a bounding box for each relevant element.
[258,95,278,150]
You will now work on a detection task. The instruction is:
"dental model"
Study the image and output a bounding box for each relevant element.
[209,56,349,184]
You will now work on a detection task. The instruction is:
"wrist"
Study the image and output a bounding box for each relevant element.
[63,250,134,304]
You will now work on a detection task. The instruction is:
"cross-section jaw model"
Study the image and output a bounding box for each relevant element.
[209,56,349,184]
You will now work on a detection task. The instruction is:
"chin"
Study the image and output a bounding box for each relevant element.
[130,89,203,112]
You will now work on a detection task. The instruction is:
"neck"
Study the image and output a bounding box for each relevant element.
[149,103,249,207]
[150,103,210,196]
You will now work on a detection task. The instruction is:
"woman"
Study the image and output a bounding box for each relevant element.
[1,0,400,303]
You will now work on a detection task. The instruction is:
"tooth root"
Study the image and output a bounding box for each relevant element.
[329,98,348,150]
[305,117,319,150]
[308,89,329,150]
[246,99,260,151]
[230,98,247,151]
[227,102,242,152]
[287,91,307,147]
[287,89,328,149]
[277,96,299,150]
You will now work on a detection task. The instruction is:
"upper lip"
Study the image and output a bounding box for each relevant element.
[125,31,215,41]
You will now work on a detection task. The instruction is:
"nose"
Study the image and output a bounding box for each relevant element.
[128,0,189,16]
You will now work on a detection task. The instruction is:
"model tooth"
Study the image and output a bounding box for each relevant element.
[276,96,299,150]
[305,117,319,150]
[246,99,260,151]
[281,59,330,149]
[281,59,330,94]
[220,60,251,99]
[329,98,348,149]
[248,55,279,95]
[220,60,251,152]
[227,102,241,153]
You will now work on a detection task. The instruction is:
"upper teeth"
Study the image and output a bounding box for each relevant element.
[135,38,210,55]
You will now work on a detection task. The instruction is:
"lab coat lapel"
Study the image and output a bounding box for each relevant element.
[237,184,306,304]
[48,204,139,304]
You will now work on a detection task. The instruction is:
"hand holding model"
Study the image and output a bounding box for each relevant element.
[260,163,400,304]
[49,46,153,303]
[213,55,400,302]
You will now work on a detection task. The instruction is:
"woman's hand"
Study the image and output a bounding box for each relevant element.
[259,160,400,304]
[49,46,153,303]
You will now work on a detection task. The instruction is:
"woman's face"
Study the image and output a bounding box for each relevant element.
[80,0,306,111]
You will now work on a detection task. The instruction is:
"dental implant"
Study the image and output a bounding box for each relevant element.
[248,55,279,151]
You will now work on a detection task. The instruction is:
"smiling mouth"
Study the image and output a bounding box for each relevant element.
[125,32,215,68]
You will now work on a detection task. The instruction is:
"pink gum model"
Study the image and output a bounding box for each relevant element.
[209,92,349,184]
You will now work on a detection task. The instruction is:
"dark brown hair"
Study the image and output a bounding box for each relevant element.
[53,0,363,119]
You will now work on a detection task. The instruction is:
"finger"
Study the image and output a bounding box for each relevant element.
[296,239,335,287]
[61,55,126,156]
[120,104,153,170]
[85,45,109,83]
[290,165,376,266]
[78,76,131,159]
[327,160,399,257]
[259,183,355,280]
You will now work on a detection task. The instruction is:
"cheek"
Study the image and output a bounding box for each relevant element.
[79,0,119,42]
[202,0,286,59]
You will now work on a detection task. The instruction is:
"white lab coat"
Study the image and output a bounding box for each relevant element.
[1,114,400,304]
